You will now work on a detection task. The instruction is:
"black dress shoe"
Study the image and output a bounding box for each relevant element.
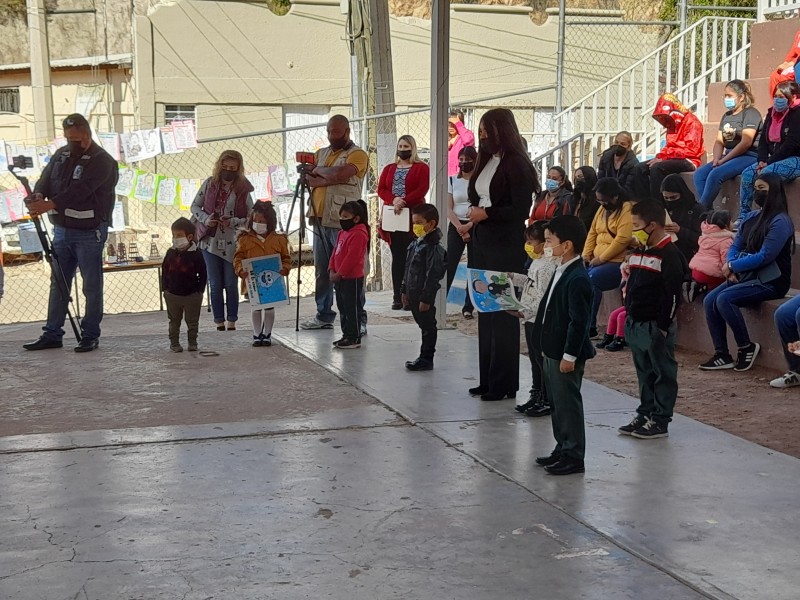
[405,358,433,371]
[74,338,99,353]
[515,399,535,413]
[480,391,516,401]
[545,457,585,476]
[391,302,403,310]
[468,386,488,397]
[525,401,552,418]
[23,337,63,351]
[535,453,561,467]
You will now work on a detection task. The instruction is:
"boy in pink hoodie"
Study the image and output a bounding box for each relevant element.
[687,210,734,300]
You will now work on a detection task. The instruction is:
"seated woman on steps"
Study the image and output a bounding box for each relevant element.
[699,173,794,373]
[738,81,800,222]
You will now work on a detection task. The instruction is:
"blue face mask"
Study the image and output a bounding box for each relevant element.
[774,97,789,113]
[724,97,737,110]
[545,178,560,193]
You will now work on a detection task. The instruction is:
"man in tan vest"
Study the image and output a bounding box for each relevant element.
[301,115,369,330]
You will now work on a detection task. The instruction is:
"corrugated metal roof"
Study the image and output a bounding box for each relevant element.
[0,54,132,72]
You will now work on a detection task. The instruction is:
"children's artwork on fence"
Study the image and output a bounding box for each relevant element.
[249,172,271,202]
[241,254,290,310]
[122,130,160,162]
[467,268,526,313]
[0,194,11,223]
[5,188,26,221]
[116,166,137,197]
[109,200,127,232]
[172,120,197,149]
[269,165,291,196]
[156,177,179,207]
[179,179,201,210]
[17,221,44,253]
[0,139,8,172]
[98,133,121,161]
[144,128,162,157]
[134,172,157,203]
[160,126,182,155]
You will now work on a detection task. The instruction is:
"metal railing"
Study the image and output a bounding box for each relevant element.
[758,0,800,20]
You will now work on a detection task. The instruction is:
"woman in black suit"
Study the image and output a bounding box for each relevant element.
[467,108,539,401]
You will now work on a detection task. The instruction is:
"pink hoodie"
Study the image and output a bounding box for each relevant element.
[448,120,475,176]
[688,222,735,278]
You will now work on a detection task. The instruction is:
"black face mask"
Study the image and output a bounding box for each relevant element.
[480,138,500,156]
[397,150,412,160]
[612,144,627,157]
[753,190,768,208]
[340,218,356,231]
[221,170,236,182]
[329,136,348,151]
[68,140,84,156]
[459,161,475,173]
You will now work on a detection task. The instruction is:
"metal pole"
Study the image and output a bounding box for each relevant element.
[27,0,56,141]
[555,0,566,141]
[431,0,450,329]
[679,0,688,31]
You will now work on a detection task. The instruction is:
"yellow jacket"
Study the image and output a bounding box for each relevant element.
[583,201,634,264]
[234,230,292,277]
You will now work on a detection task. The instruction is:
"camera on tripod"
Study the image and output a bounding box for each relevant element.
[12,155,33,170]
[295,151,316,176]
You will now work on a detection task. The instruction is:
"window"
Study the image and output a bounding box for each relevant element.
[164,105,196,125]
[0,88,20,114]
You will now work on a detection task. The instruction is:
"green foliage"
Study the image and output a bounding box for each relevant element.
[266,0,291,16]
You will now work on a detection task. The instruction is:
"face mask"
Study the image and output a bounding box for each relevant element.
[413,223,428,238]
[172,237,190,250]
[340,218,356,231]
[524,243,540,260]
[724,97,737,110]
[459,161,475,173]
[613,144,627,157]
[774,97,789,113]
[632,228,651,247]
[329,136,347,150]
[753,189,768,208]
[221,170,236,182]
[68,140,84,156]
[480,138,499,156]
[545,179,560,193]
[397,150,412,160]
[253,222,268,235]
[543,243,563,259]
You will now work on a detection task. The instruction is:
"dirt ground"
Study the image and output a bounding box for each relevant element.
[434,314,800,459]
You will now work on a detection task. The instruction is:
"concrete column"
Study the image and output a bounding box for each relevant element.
[26,0,55,141]
[133,15,156,129]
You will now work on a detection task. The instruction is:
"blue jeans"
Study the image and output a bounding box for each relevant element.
[694,154,757,210]
[740,156,800,219]
[43,223,108,341]
[202,249,239,324]
[588,261,623,331]
[704,280,781,354]
[312,221,340,324]
[774,295,800,372]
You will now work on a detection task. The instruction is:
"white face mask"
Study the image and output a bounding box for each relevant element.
[253,222,268,235]
[172,237,190,250]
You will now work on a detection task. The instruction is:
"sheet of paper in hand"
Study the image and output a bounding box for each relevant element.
[468,268,526,313]
[242,254,290,310]
[381,206,410,232]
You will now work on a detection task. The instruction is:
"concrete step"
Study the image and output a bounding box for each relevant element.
[598,287,800,373]
[749,17,800,79]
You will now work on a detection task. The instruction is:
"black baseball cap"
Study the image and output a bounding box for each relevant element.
[62,113,91,132]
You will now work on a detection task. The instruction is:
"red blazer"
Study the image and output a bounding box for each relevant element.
[377,162,430,207]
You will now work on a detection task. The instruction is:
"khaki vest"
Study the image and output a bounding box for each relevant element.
[309,143,365,229]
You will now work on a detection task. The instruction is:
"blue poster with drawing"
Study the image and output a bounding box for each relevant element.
[242,254,290,310]
[467,268,526,313]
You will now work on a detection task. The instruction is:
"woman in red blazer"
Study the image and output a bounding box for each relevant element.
[378,135,431,310]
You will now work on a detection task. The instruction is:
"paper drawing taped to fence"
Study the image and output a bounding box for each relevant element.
[242,254,290,310]
[467,268,526,313]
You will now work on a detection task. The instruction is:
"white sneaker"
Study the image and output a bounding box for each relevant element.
[299,318,334,330]
[770,371,800,388]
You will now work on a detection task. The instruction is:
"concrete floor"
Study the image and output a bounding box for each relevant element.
[0,300,797,599]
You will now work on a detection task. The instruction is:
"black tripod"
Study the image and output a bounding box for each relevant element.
[9,159,83,343]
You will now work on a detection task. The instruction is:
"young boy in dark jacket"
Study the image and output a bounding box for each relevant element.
[401,204,447,371]
[534,215,596,476]
[619,200,685,439]
[162,217,208,352]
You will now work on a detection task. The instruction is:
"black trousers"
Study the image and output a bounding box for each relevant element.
[543,356,586,460]
[445,223,474,313]
[631,159,695,201]
[409,291,437,361]
[524,321,546,396]
[478,310,520,394]
[390,231,412,303]
[335,277,364,341]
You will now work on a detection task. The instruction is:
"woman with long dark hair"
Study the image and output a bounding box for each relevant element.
[467,108,538,401]
[660,173,705,262]
[700,173,794,372]
[571,166,599,233]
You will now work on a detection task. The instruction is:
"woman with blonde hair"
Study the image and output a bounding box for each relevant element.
[377,135,431,310]
[191,149,254,330]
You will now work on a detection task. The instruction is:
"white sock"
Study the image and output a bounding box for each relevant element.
[251,309,264,336]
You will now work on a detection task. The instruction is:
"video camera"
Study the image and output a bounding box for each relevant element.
[295,151,316,176]
[12,155,34,170]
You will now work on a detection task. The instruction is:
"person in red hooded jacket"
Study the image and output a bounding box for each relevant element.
[769,29,800,98]
[631,93,705,202]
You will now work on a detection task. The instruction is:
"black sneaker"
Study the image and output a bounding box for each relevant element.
[631,417,669,439]
[734,342,760,372]
[525,397,551,417]
[405,358,433,371]
[262,334,272,347]
[332,337,346,347]
[515,389,539,413]
[618,414,648,435]
[252,338,263,347]
[605,337,626,352]
[595,333,614,349]
[699,352,734,370]
[334,338,361,349]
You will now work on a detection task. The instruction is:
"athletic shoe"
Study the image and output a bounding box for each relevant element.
[605,337,626,352]
[770,371,800,388]
[360,324,368,337]
[170,344,184,353]
[334,338,361,349]
[262,334,272,347]
[188,343,198,352]
[699,352,734,370]
[734,342,760,372]
[631,417,669,439]
[252,338,263,347]
[300,318,334,330]
[595,333,614,349]
[618,414,647,435]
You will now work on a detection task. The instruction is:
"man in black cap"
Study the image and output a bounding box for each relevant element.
[24,113,119,352]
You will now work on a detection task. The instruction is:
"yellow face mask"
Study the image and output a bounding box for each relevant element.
[524,243,540,260]
[413,223,428,238]
[632,228,650,247]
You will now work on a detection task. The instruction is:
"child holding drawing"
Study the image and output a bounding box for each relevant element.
[330,200,370,349]
[234,202,291,347]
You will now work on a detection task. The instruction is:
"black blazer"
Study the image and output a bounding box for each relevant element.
[758,107,800,164]
[468,153,536,273]
[597,149,639,194]
[534,258,596,362]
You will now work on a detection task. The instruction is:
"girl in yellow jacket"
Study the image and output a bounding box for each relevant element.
[234,202,292,346]
[582,178,634,337]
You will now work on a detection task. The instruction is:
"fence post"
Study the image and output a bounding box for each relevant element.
[555,0,566,142]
